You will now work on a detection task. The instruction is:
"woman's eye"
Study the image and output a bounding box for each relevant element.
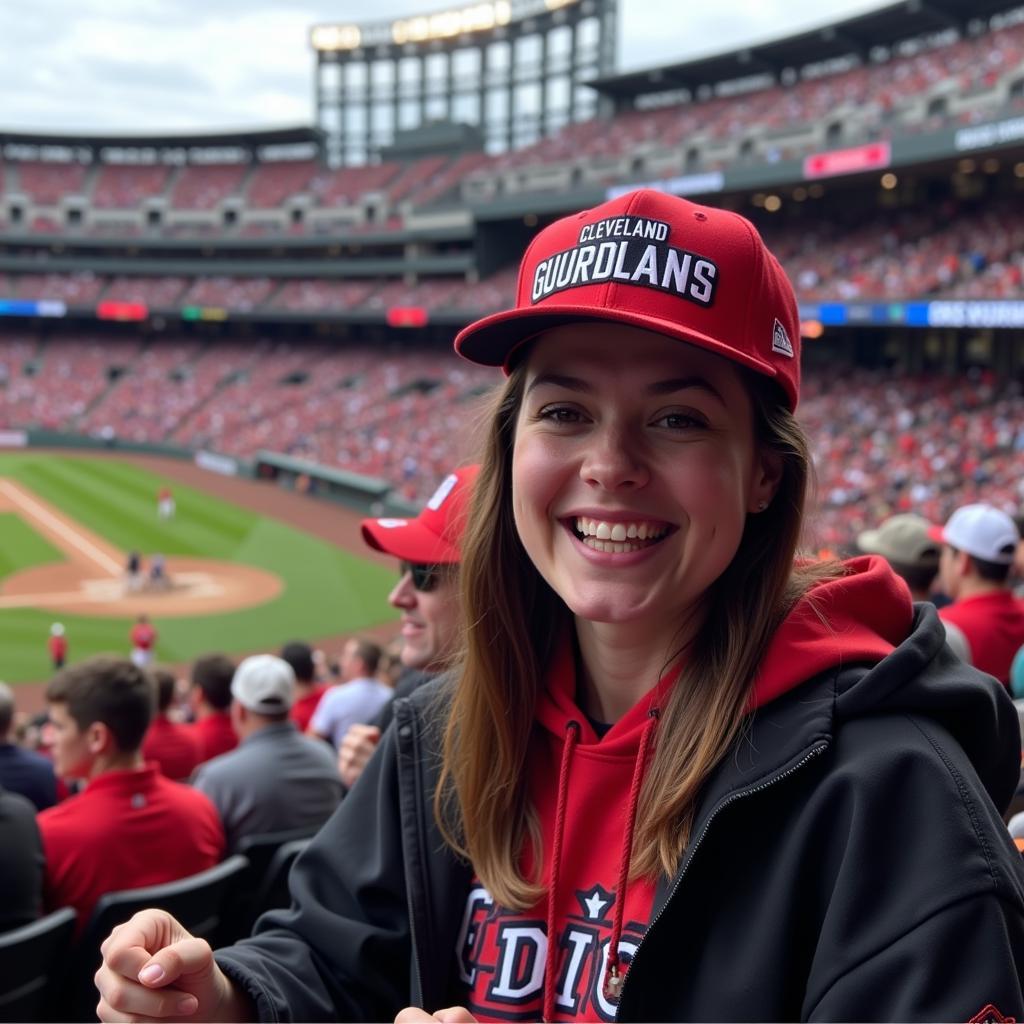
[538,405,584,424]
[654,412,707,430]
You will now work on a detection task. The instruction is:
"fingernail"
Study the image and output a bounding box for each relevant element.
[139,964,165,984]
[176,996,198,1015]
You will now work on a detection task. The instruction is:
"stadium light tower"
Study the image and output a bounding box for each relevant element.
[311,0,617,166]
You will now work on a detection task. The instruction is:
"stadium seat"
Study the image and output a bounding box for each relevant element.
[0,906,76,1023]
[249,838,312,923]
[58,855,249,1022]
[218,826,319,943]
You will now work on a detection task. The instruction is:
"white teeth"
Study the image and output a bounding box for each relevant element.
[582,538,643,554]
[574,517,668,545]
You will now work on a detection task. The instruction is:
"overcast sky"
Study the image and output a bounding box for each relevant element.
[1,0,885,134]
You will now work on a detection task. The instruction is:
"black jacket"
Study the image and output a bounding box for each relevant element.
[0,785,44,933]
[216,605,1024,1021]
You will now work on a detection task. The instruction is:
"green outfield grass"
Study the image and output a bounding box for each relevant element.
[0,454,398,684]
[0,513,63,576]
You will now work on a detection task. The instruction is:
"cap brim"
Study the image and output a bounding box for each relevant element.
[454,304,792,407]
[361,519,460,564]
[855,528,880,554]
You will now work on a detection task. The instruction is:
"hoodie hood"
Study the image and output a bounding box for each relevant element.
[750,555,915,710]
[751,554,1017,809]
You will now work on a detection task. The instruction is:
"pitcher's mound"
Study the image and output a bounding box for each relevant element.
[0,558,283,618]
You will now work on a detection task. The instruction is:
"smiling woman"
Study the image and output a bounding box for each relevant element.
[94,190,1024,1024]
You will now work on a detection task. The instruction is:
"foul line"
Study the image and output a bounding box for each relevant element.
[0,480,122,576]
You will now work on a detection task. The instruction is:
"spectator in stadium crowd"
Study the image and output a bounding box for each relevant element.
[855,513,941,603]
[1013,513,1024,598]
[929,503,1024,685]
[97,191,1024,1022]
[48,621,68,670]
[38,656,223,932]
[193,655,343,852]
[338,465,476,789]
[0,780,43,933]
[141,667,202,782]
[308,637,389,749]
[281,640,328,734]
[0,681,57,811]
[129,613,158,668]
[187,653,239,763]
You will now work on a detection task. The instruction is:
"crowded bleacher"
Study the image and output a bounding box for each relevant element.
[0,16,1023,239]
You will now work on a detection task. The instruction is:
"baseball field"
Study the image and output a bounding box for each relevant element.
[0,451,398,688]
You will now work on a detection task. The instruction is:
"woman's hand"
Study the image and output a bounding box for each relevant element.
[394,1006,478,1023]
[339,724,382,788]
[95,909,252,1022]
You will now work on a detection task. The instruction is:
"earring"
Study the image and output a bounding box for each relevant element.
[755,500,768,513]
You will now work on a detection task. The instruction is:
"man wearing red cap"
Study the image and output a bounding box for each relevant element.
[337,465,477,788]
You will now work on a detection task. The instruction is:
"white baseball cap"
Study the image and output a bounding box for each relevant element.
[928,504,1020,565]
[230,654,296,714]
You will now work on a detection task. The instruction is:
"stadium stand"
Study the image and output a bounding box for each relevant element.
[246,161,318,208]
[3,327,1020,519]
[13,161,88,205]
[169,163,249,210]
[92,165,172,209]
[0,17,1021,240]
[103,276,189,307]
[178,276,276,311]
[0,4,1020,526]
[270,279,379,313]
[308,162,403,206]
[10,273,105,305]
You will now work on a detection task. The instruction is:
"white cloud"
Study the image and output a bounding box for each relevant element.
[0,0,915,132]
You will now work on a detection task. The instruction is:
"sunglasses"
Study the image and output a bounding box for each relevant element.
[399,561,449,593]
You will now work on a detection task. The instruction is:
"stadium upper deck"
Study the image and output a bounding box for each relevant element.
[1,5,1024,240]
[0,1,1023,341]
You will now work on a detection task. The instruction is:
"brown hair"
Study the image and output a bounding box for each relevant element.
[47,656,155,752]
[437,360,839,910]
[191,653,236,710]
[348,638,383,677]
[151,666,177,713]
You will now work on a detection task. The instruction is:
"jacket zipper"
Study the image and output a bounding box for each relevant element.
[613,741,830,1021]
[395,699,429,1009]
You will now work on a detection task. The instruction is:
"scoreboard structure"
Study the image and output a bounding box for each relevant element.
[311,0,617,165]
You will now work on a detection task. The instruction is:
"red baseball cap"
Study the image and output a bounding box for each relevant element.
[454,189,801,410]
[361,465,479,564]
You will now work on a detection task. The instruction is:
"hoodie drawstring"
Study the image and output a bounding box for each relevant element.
[603,707,660,1004]
[543,719,580,1024]
[542,709,661,1021]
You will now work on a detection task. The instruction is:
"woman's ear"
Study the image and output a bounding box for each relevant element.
[749,449,783,514]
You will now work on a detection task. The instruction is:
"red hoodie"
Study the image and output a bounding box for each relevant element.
[456,556,913,1022]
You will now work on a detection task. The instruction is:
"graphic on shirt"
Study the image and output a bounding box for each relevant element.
[530,214,719,309]
[968,1005,1017,1024]
[456,880,647,1022]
